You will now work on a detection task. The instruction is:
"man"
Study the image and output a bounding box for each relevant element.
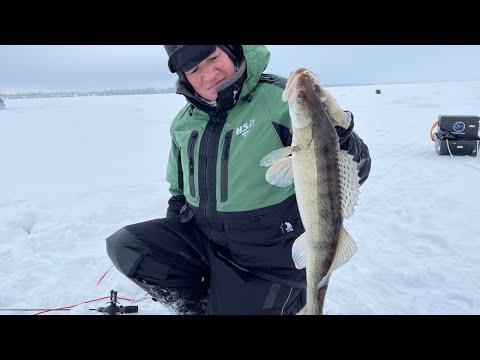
[106,45,371,315]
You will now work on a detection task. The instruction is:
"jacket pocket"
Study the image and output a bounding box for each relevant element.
[187,131,199,198]
[223,213,304,270]
[220,130,233,202]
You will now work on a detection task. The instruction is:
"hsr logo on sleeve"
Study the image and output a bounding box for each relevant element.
[236,119,255,138]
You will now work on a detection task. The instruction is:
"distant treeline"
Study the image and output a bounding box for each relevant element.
[0,87,177,99]
[0,83,376,100]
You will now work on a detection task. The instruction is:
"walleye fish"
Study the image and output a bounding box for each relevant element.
[260,68,360,315]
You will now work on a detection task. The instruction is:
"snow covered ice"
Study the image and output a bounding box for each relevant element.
[1,81,480,315]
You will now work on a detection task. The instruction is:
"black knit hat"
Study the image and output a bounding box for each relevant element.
[164,45,243,73]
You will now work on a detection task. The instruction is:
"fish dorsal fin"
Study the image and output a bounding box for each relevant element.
[260,146,296,187]
[337,150,361,219]
[316,226,358,290]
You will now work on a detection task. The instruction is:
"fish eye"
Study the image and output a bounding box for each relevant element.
[314,84,321,93]
[297,91,305,101]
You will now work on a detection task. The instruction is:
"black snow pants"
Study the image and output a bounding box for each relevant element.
[106,216,306,315]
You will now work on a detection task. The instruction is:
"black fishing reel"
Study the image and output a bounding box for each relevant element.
[90,290,138,315]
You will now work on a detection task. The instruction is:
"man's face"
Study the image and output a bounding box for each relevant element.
[184,47,236,101]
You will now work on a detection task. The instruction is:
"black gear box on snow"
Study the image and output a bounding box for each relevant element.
[434,115,479,156]
[435,137,479,156]
[437,115,479,140]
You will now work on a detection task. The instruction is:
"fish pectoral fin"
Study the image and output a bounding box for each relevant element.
[260,147,295,187]
[265,156,294,187]
[291,233,307,269]
[260,146,296,167]
[338,150,361,219]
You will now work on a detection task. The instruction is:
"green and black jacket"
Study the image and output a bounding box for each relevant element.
[165,45,371,269]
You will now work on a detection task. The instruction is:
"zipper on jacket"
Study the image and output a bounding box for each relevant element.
[220,130,233,202]
[187,131,199,198]
[202,112,227,238]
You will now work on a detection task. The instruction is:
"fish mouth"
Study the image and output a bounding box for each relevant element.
[282,68,318,102]
[283,68,318,129]
[282,70,301,102]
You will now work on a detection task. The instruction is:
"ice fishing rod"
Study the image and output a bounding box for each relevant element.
[89,289,139,315]
[0,289,139,315]
[0,308,71,312]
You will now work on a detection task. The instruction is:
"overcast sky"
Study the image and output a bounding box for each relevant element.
[1,45,480,93]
